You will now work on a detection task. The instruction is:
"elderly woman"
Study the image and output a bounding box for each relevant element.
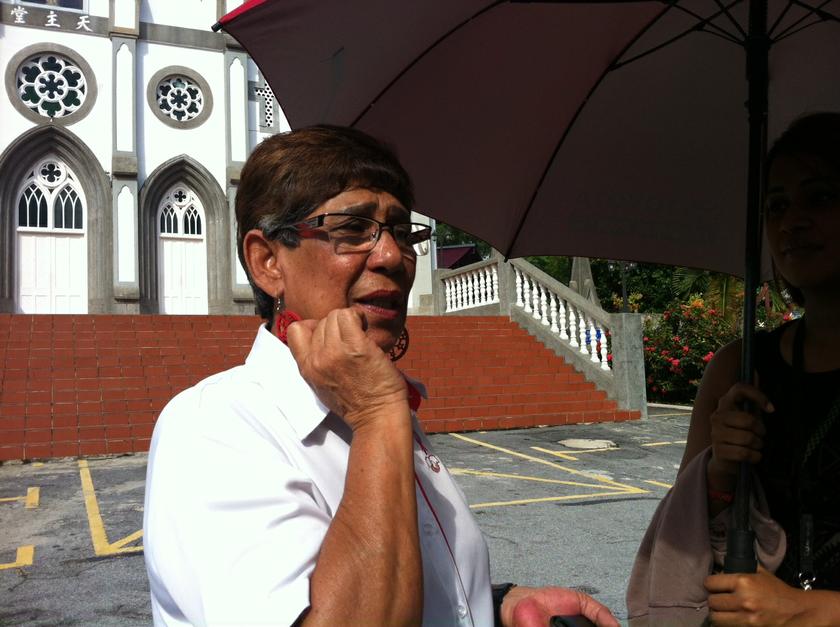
[143,125,617,627]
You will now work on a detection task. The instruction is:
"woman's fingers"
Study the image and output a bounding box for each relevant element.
[713,418,765,446]
[284,308,407,426]
[286,319,317,361]
[717,382,774,413]
[336,308,368,345]
[714,442,763,464]
[709,382,772,475]
[716,409,767,435]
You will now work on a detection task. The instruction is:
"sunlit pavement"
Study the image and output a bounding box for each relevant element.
[0,405,689,626]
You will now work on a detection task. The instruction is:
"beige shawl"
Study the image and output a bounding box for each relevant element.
[626,447,787,626]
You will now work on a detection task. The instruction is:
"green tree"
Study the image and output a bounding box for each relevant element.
[524,256,572,284]
[434,223,491,258]
[671,268,743,329]
[589,260,677,313]
[670,269,792,330]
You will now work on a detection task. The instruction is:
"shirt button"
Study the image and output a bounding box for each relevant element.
[457,605,467,619]
[423,522,435,535]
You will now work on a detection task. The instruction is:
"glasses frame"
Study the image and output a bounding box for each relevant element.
[282,213,433,256]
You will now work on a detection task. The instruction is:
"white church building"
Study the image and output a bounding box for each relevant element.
[0,0,435,316]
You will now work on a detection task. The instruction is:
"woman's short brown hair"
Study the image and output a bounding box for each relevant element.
[235,125,415,320]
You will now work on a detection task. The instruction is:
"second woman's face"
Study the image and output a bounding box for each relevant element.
[276,187,416,352]
[765,153,840,294]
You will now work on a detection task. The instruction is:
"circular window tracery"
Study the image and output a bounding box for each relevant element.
[156,75,204,123]
[16,53,87,119]
[147,66,213,130]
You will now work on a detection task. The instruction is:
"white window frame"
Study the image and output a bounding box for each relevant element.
[13,0,88,14]
[15,157,87,235]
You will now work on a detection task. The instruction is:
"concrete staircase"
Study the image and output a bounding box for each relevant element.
[404,316,639,433]
[0,313,639,462]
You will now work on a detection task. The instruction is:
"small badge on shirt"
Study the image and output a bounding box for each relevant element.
[425,453,441,473]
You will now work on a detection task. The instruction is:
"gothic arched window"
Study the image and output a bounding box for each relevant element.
[157,186,204,240]
[16,158,85,232]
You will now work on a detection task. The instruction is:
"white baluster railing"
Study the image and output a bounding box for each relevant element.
[522,270,532,314]
[508,261,613,373]
[437,257,613,373]
[442,259,501,313]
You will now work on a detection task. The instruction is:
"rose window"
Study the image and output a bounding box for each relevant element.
[156,76,204,123]
[16,54,87,119]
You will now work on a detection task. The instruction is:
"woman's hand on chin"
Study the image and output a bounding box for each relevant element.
[286,307,408,430]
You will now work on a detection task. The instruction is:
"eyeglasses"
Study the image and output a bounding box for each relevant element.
[282,213,434,256]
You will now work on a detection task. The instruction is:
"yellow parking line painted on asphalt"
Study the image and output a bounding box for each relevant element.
[0,487,40,508]
[449,468,612,490]
[32,462,44,467]
[643,480,673,489]
[0,545,35,570]
[470,491,636,509]
[450,433,647,494]
[641,440,687,447]
[25,487,40,509]
[534,446,617,457]
[529,447,578,461]
[78,460,143,556]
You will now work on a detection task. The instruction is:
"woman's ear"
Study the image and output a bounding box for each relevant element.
[243,229,285,298]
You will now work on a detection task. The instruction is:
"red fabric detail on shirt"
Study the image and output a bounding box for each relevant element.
[404,377,422,412]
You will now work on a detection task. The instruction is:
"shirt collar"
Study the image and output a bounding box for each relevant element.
[245,325,330,441]
[245,325,429,440]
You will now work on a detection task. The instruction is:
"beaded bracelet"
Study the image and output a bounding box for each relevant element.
[708,487,735,503]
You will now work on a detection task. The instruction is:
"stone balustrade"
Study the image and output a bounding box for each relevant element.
[434,253,647,418]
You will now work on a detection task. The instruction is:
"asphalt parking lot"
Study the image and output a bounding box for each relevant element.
[0,405,691,626]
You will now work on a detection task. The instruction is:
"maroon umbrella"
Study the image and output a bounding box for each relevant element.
[214,0,840,573]
[215,0,839,278]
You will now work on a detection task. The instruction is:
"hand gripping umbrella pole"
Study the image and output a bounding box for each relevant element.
[725,0,769,575]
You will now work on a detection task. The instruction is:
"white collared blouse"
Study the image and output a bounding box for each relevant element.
[143,325,493,627]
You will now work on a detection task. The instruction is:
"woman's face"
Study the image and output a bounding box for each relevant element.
[276,187,416,352]
[765,152,840,295]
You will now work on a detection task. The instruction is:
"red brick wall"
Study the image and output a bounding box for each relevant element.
[0,315,257,461]
[0,314,637,462]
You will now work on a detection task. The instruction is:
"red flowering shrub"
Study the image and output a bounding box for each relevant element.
[643,297,740,404]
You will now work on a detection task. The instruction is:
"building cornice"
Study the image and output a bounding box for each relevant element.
[2,2,240,51]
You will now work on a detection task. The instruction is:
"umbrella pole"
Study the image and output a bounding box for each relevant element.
[724,0,769,575]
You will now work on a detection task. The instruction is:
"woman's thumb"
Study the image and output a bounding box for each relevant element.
[285,319,316,359]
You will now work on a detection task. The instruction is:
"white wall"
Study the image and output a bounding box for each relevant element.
[409,211,434,314]
[88,0,110,18]
[136,41,227,190]
[0,25,112,174]
[140,0,219,31]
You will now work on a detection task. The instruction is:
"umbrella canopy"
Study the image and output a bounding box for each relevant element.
[215,0,840,574]
[215,0,840,278]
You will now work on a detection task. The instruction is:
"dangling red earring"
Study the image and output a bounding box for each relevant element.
[274,296,301,345]
[389,327,409,362]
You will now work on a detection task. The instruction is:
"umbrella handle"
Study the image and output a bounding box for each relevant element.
[723,461,758,573]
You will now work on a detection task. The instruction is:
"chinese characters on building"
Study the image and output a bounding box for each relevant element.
[9,7,93,32]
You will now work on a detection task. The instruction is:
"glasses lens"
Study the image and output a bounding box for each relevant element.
[322,215,378,253]
[406,224,432,256]
[320,215,432,257]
